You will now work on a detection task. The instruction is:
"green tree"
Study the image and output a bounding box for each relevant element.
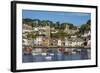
[79,19,91,34]
[32,19,40,27]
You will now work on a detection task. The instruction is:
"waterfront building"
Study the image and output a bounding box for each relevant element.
[58,39,62,46]
[65,38,84,47]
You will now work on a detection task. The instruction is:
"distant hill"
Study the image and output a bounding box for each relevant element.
[23,18,78,30]
[23,18,90,33]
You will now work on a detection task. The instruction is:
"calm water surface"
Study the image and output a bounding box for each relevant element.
[22,48,91,63]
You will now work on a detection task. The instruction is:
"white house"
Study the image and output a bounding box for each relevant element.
[58,39,62,46]
[33,36,43,46]
[34,28,38,31]
[87,40,91,47]
[82,31,91,37]
[23,24,32,30]
[65,38,84,47]
[23,39,28,45]
[22,39,33,46]
[22,24,33,33]
[71,35,77,38]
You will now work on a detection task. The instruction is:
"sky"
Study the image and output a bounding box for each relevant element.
[22,10,91,26]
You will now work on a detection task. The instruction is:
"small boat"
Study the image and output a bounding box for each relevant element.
[72,51,77,54]
[45,56,52,61]
[32,52,39,55]
[41,53,47,56]
[49,53,54,56]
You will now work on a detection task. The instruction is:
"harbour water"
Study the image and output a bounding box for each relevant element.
[22,48,91,63]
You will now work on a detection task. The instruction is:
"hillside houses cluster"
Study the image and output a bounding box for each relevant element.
[22,23,91,48]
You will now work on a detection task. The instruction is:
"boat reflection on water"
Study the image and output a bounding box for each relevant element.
[22,47,91,63]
